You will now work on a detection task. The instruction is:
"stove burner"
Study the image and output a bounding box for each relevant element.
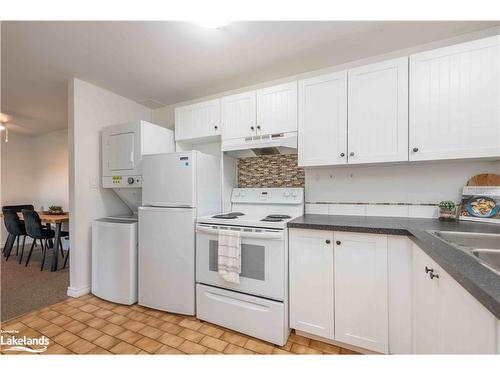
[261,218,284,222]
[266,214,292,219]
[212,214,238,219]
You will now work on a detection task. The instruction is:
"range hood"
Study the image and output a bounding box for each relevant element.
[222,132,297,158]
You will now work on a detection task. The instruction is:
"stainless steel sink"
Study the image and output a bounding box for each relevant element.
[428,230,500,275]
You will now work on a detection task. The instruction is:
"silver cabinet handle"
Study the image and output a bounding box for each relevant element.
[412,147,419,153]
[340,153,345,157]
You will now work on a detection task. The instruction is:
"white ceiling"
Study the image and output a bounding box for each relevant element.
[2,21,499,134]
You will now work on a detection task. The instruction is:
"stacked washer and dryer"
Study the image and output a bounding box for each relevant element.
[91,121,175,304]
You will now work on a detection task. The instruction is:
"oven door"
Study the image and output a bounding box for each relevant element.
[196,223,286,301]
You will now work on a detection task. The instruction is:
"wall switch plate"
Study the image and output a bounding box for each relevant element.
[89,176,98,190]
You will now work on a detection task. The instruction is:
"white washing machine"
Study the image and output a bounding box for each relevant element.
[91,217,138,305]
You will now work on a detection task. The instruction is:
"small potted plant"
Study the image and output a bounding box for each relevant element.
[48,205,63,215]
[439,201,457,221]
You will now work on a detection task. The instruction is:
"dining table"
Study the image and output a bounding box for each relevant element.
[18,211,69,272]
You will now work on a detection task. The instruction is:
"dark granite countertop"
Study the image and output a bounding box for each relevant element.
[288,214,500,320]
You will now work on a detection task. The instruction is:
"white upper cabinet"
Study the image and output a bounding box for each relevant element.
[334,232,389,353]
[410,36,500,161]
[221,91,257,140]
[348,57,409,164]
[412,244,497,354]
[298,71,348,167]
[175,99,221,142]
[289,228,335,339]
[256,81,298,136]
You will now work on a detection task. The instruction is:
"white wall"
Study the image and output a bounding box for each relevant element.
[32,129,69,211]
[0,129,70,244]
[68,78,151,297]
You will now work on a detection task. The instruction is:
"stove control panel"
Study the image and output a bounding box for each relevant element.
[232,187,304,204]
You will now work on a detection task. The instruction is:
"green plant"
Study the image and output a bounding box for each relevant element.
[48,205,63,212]
[439,201,456,211]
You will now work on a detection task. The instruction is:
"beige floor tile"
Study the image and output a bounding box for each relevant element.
[52,331,80,347]
[2,321,28,331]
[127,311,149,322]
[280,341,293,351]
[115,330,143,345]
[272,348,292,355]
[340,347,362,355]
[93,334,122,350]
[87,346,112,354]
[178,328,204,343]
[144,310,165,318]
[100,323,125,336]
[160,314,184,324]
[93,309,115,319]
[43,343,73,354]
[85,317,108,329]
[112,306,131,316]
[72,311,94,323]
[179,318,203,331]
[106,314,130,326]
[78,327,104,342]
[143,316,164,328]
[122,320,147,332]
[290,344,322,355]
[159,321,183,335]
[62,320,87,334]
[288,332,311,346]
[204,349,222,355]
[309,339,341,354]
[223,343,254,355]
[25,317,53,331]
[67,338,97,354]
[140,325,163,340]
[50,315,73,327]
[79,304,100,313]
[109,341,141,354]
[66,299,86,307]
[38,310,60,321]
[38,323,66,338]
[199,336,228,352]
[178,340,207,354]
[220,331,248,347]
[157,332,185,348]
[244,339,274,354]
[198,324,224,338]
[155,345,184,354]
[134,337,163,353]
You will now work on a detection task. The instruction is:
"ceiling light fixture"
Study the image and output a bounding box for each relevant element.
[193,20,230,30]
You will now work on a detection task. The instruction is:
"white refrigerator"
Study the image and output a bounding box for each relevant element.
[138,151,221,315]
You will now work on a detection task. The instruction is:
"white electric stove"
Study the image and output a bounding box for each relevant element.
[195,187,304,346]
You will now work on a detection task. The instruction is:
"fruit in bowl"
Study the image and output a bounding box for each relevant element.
[48,205,63,214]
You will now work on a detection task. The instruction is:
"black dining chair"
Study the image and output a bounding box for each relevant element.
[2,205,34,262]
[22,209,56,271]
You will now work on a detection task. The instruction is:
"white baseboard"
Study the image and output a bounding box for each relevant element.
[67,285,91,298]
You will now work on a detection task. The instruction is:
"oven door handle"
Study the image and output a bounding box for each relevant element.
[196,225,284,240]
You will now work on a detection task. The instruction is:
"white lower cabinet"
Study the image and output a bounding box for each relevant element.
[412,244,497,354]
[289,230,499,354]
[334,232,389,353]
[289,229,334,339]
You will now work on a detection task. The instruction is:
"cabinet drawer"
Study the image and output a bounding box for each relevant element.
[196,284,289,346]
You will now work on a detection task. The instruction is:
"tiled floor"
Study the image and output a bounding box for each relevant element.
[0,294,360,355]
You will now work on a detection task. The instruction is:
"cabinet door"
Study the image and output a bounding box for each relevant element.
[289,229,334,339]
[412,243,441,354]
[298,71,348,167]
[412,244,497,354]
[175,105,194,141]
[192,99,221,138]
[257,82,298,136]
[175,99,221,141]
[334,232,388,353]
[348,57,409,164]
[221,91,257,139]
[410,36,500,161]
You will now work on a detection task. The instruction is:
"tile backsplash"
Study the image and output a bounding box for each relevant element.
[238,154,305,188]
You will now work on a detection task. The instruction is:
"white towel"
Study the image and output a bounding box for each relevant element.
[218,229,241,284]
